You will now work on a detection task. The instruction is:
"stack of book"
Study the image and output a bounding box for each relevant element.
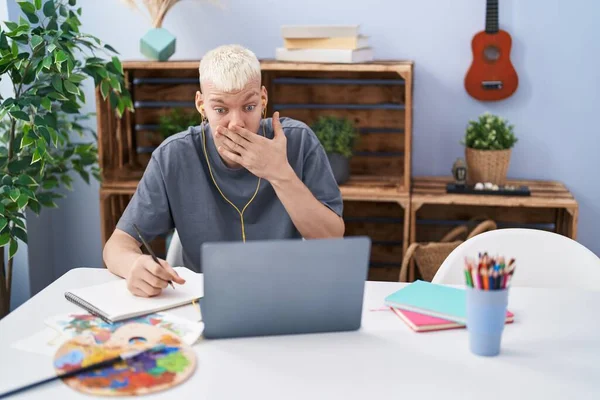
[275,25,374,63]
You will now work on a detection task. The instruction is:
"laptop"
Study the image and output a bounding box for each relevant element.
[200,236,371,339]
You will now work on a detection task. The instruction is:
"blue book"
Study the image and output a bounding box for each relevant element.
[384,280,467,323]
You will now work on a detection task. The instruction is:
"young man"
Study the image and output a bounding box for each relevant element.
[103,44,345,297]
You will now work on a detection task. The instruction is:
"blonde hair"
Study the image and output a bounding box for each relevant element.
[199,44,261,93]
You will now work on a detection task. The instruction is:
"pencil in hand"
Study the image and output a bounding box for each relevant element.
[133,224,175,289]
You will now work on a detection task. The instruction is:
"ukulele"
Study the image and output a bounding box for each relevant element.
[464,0,518,101]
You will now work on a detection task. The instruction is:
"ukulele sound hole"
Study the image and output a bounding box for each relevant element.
[128,336,148,344]
[483,45,500,61]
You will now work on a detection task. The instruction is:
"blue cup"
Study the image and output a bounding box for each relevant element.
[465,287,509,356]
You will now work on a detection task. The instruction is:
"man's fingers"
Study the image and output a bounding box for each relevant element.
[136,280,161,297]
[272,111,284,138]
[146,261,175,283]
[219,146,244,165]
[159,259,186,285]
[141,268,168,289]
[230,126,260,143]
[221,135,247,154]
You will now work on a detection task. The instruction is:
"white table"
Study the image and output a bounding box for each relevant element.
[1,268,599,399]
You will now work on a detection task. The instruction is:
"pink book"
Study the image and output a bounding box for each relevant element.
[391,307,514,332]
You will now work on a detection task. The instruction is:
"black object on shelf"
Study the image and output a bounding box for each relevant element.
[446,183,531,196]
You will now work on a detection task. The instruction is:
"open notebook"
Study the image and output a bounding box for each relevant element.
[64,267,203,324]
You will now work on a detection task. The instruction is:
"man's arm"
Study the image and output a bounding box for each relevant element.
[103,229,143,278]
[270,165,344,238]
[103,153,185,296]
[217,111,344,239]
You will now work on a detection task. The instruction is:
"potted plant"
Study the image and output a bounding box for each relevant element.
[461,112,518,185]
[311,116,358,185]
[0,0,133,317]
[158,108,201,140]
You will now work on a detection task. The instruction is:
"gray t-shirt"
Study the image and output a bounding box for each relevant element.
[116,117,343,272]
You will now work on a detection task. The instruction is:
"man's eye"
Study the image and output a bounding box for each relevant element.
[215,108,226,114]
[245,105,256,112]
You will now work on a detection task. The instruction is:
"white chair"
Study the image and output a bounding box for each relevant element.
[166,229,184,267]
[432,228,600,290]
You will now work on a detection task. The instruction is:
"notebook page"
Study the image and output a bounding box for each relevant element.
[66,267,203,321]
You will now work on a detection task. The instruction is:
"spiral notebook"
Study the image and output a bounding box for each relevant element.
[64,267,203,324]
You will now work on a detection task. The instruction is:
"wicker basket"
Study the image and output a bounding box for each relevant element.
[399,219,497,282]
[465,147,511,185]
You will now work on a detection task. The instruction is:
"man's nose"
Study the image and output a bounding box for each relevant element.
[227,111,245,129]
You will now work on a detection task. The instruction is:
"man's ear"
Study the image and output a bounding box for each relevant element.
[195,91,204,115]
[261,85,268,110]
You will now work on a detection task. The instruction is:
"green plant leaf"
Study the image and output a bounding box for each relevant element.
[9,238,18,259]
[77,168,90,184]
[4,21,19,31]
[31,34,44,49]
[41,97,52,110]
[37,192,57,208]
[28,199,41,215]
[20,134,35,148]
[63,80,79,95]
[0,233,10,247]
[111,56,123,74]
[13,217,26,229]
[42,176,59,189]
[0,218,7,233]
[8,158,30,174]
[9,110,30,121]
[16,174,37,186]
[12,225,27,244]
[42,55,53,69]
[9,188,20,202]
[54,50,67,65]
[100,80,110,99]
[104,43,119,54]
[43,0,56,17]
[47,17,58,30]
[52,75,63,93]
[31,149,42,164]
[16,193,28,210]
[69,0,77,6]
[35,0,42,10]
[23,11,39,24]
[18,1,36,15]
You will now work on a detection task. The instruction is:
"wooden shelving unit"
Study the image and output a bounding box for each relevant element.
[96,60,414,277]
[410,176,579,243]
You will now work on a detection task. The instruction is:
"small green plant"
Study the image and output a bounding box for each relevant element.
[462,112,517,150]
[311,116,358,158]
[158,109,201,139]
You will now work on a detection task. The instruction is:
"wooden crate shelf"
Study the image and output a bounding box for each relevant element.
[97,60,413,191]
[410,176,579,244]
[96,59,414,281]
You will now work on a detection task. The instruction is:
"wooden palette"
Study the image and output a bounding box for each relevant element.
[53,323,196,396]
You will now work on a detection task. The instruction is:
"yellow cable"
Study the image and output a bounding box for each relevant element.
[201,119,265,242]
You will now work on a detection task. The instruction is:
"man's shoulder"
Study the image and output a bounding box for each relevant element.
[277,117,320,150]
[152,126,200,159]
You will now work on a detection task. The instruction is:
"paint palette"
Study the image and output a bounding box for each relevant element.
[53,323,196,396]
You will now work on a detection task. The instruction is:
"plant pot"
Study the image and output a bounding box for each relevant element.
[465,147,511,185]
[327,153,350,185]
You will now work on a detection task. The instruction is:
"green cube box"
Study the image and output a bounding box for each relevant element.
[140,28,176,61]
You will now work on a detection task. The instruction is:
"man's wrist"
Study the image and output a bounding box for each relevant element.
[269,163,297,189]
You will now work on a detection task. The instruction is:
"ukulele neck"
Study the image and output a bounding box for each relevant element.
[485,0,499,33]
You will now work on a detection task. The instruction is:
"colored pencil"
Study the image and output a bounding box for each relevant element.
[464,253,517,291]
